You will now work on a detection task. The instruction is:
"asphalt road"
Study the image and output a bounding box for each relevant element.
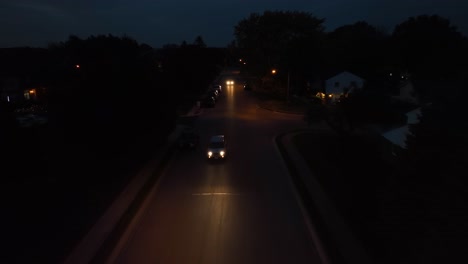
[107,73,324,264]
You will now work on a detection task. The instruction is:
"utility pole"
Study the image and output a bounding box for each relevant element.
[287,71,290,103]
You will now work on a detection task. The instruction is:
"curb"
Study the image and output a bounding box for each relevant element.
[276,130,372,264]
[273,134,332,264]
[64,125,185,264]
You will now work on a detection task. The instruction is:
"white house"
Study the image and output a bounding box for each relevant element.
[324,71,365,102]
[382,107,422,149]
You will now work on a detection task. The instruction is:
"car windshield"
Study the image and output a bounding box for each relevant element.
[209,142,224,148]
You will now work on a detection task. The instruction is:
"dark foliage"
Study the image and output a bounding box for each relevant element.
[47,35,177,152]
[156,44,225,113]
[234,10,326,86]
[392,15,468,82]
[324,21,389,77]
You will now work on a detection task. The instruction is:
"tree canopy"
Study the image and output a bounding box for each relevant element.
[234,11,326,76]
[47,34,175,147]
[391,15,467,81]
[325,21,389,77]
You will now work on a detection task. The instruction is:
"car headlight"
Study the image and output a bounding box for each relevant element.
[208,151,212,156]
[220,151,225,156]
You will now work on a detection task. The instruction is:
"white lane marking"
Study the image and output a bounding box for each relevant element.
[192,192,242,196]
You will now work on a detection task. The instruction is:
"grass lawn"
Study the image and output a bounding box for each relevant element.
[1,125,167,264]
[292,130,396,263]
[254,90,308,114]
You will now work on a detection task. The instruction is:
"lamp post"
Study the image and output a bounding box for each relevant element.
[287,71,290,103]
[272,68,290,103]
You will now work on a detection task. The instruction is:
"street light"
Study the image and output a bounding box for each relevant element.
[287,71,290,103]
[271,68,290,102]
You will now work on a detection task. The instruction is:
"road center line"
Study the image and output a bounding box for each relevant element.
[192,192,241,196]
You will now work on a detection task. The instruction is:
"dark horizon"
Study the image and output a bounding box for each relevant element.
[1,0,467,48]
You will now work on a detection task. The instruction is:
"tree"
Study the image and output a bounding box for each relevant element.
[157,42,226,113]
[193,35,206,48]
[234,11,326,79]
[324,21,389,76]
[391,79,468,263]
[391,15,466,82]
[47,34,174,150]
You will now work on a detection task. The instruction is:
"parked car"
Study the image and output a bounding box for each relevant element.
[212,84,222,93]
[178,127,200,150]
[207,135,227,160]
[209,89,219,98]
[201,95,215,108]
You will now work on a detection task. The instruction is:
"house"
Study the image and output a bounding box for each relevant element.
[392,78,419,105]
[382,107,422,150]
[0,47,50,103]
[322,71,365,102]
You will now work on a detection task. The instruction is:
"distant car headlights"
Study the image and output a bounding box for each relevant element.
[226,80,234,85]
[208,151,213,157]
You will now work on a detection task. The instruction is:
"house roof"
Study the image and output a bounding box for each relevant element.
[383,125,410,149]
[406,107,421,124]
[322,69,365,81]
[382,107,421,148]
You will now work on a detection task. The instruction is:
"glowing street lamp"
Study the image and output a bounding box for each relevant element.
[271,68,290,102]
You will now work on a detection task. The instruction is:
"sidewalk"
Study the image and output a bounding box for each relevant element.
[277,127,372,264]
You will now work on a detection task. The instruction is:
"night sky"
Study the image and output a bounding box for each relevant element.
[1,0,466,48]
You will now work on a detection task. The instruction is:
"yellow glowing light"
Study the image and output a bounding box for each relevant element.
[75,64,80,69]
[29,89,35,94]
[271,69,277,74]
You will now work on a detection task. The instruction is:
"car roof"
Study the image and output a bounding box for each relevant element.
[210,135,225,142]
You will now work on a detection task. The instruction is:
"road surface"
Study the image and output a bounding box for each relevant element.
[108,73,324,264]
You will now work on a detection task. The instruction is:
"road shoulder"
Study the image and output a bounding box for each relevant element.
[275,129,372,264]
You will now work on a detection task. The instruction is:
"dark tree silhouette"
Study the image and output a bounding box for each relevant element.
[193,35,207,48]
[392,15,466,83]
[48,34,175,151]
[325,21,389,77]
[234,11,326,80]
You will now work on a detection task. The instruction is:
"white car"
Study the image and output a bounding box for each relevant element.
[207,135,227,160]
